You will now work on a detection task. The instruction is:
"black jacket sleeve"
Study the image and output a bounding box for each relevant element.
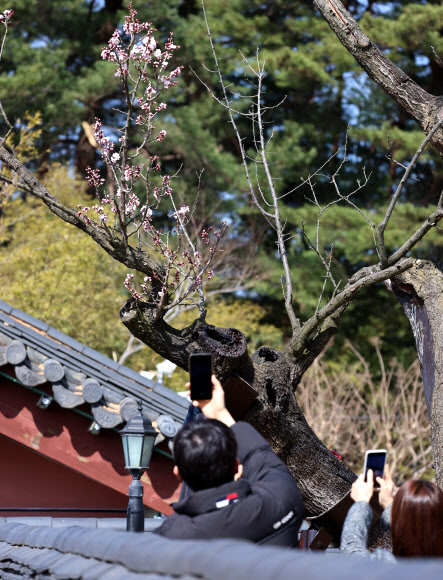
[232,422,294,484]
[231,421,305,546]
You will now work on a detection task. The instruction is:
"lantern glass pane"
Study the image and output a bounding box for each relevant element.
[126,434,143,468]
[121,435,130,467]
[140,436,156,468]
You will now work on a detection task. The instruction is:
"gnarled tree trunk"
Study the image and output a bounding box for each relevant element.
[391,260,443,487]
[120,259,413,514]
[120,298,357,516]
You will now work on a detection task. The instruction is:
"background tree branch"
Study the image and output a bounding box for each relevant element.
[314,0,443,154]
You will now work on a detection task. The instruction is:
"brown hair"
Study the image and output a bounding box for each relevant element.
[391,479,443,557]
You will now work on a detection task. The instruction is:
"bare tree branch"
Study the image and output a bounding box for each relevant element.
[116,334,145,365]
[387,209,443,266]
[201,0,302,333]
[0,145,165,277]
[290,258,414,356]
[314,0,443,143]
[378,117,443,267]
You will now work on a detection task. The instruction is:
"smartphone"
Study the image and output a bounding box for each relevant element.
[189,353,213,401]
[363,449,387,488]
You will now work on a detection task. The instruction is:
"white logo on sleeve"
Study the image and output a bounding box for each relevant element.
[273,510,294,529]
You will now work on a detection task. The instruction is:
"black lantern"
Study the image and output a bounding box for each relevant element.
[120,401,158,532]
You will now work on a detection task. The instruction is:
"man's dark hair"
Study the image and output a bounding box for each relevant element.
[173,419,238,491]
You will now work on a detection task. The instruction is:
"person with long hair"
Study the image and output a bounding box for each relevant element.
[341,465,443,559]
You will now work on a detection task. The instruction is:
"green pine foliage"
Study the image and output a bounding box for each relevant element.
[0,166,132,357]
[0,0,442,374]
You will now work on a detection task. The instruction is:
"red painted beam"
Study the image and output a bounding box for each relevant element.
[0,372,180,514]
[0,434,129,517]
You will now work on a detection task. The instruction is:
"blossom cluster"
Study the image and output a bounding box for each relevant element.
[124,217,227,301]
[79,1,182,215]
[85,166,105,188]
[75,205,91,225]
[0,9,13,24]
[124,273,144,300]
[75,3,224,309]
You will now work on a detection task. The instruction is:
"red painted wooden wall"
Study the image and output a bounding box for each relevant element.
[0,371,180,516]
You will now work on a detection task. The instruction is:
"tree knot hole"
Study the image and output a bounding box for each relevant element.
[266,378,276,408]
[203,325,247,358]
[258,346,279,362]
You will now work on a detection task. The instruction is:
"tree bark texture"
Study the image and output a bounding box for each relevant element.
[120,258,417,514]
[391,261,443,488]
[314,0,443,155]
[120,298,357,516]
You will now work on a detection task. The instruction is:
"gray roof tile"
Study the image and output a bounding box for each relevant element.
[0,302,187,426]
[116,533,191,574]
[201,543,294,580]
[3,522,443,580]
[24,331,65,355]
[0,319,21,337]
[46,327,84,351]
[22,526,62,549]
[4,517,53,528]
[117,364,149,382]
[51,553,99,579]
[51,526,94,553]
[21,524,55,547]
[155,390,189,411]
[50,518,107,529]
[94,530,135,562]
[95,519,127,531]
[29,549,67,574]
[81,561,119,580]
[81,347,120,371]
[0,300,13,314]
[98,565,151,580]
[5,545,37,565]
[0,314,18,328]
[0,542,18,559]
[63,528,123,560]
[10,309,50,332]
[0,561,27,575]
[0,522,35,545]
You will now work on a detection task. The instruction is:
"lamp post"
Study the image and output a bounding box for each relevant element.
[120,401,158,532]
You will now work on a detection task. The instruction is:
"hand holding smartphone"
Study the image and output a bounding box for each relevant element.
[363,449,387,489]
[189,353,213,401]
[378,463,395,509]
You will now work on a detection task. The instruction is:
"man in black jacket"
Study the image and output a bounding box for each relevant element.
[155,377,304,546]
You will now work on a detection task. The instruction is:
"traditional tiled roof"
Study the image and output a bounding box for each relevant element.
[0,300,188,442]
[0,521,443,580]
